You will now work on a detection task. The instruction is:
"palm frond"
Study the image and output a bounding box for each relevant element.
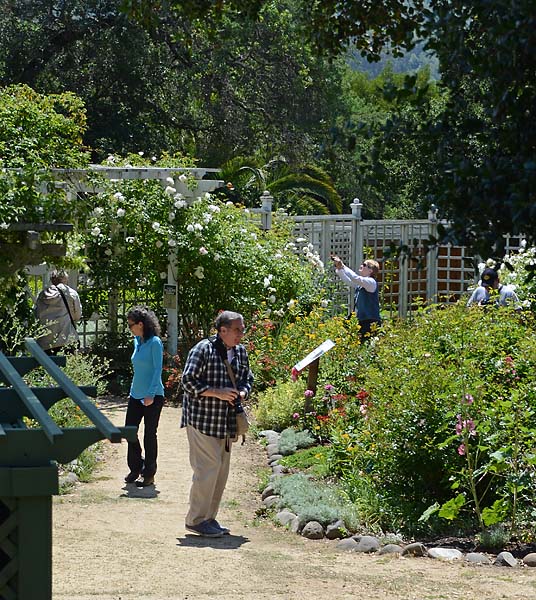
[269,174,342,213]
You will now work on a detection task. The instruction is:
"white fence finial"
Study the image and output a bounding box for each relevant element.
[260,190,273,230]
[350,198,363,219]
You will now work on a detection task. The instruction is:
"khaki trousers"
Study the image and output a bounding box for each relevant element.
[185,425,232,526]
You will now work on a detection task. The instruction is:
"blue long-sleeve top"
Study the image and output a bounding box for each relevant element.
[129,335,165,402]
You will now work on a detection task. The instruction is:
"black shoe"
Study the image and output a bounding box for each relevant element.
[124,472,140,484]
[135,476,154,487]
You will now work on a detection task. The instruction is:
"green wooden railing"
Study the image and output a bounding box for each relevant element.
[0,339,136,600]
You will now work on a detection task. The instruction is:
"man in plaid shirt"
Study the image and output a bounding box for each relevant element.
[181,310,253,537]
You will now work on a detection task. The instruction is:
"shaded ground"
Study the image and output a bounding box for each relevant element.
[53,399,536,600]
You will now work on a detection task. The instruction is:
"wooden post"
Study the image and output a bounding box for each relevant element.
[305,358,319,412]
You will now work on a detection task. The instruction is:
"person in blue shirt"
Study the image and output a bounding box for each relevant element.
[124,306,165,487]
[332,255,381,342]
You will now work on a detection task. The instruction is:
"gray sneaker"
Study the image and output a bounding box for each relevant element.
[207,519,230,534]
[185,521,224,538]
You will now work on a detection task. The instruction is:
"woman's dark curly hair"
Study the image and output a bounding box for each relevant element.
[127,306,161,339]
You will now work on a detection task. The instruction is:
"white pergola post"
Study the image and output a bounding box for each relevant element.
[164,176,223,357]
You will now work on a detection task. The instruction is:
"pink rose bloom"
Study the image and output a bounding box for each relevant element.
[304,389,314,398]
[457,444,466,456]
[292,412,300,420]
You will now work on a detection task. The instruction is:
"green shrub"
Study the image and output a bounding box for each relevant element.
[279,445,330,478]
[339,303,536,535]
[278,427,316,455]
[272,473,360,529]
[254,379,306,431]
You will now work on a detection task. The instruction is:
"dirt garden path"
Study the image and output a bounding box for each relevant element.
[53,399,536,600]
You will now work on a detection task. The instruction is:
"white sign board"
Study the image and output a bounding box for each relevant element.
[292,339,335,375]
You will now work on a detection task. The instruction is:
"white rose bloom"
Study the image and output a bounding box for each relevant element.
[194,223,203,231]
[265,308,272,316]
[165,186,176,195]
[208,204,220,213]
[274,252,283,259]
[226,201,234,206]
[268,287,276,293]
[268,295,276,304]
[486,258,495,267]
[104,248,112,256]
[174,199,187,209]
[169,211,176,222]
[166,177,175,185]
[152,222,161,231]
[274,309,285,317]
[174,192,184,200]
[91,226,101,237]
[194,266,205,279]
[250,232,257,240]
[106,155,115,163]
[126,236,135,243]
[160,272,167,279]
[287,299,296,308]
[156,240,163,248]
[199,247,208,255]
[244,208,250,214]
[178,174,188,182]
[203,213,213,223]
[186,224,195,232]
[263,277,271,288]
[138,151,144,156]
[214,253,221,261]
[0,223,8,229]
[204,192,211,200]
[168,239,177,247]
[93,207,104,216]
[116,208,125,217]
[320,299,329,308]
[113,192,124,201]
[152,156,157,161]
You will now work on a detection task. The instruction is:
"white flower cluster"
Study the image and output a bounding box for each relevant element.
[500,243,536,299]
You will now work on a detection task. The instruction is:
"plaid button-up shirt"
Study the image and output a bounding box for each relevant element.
[181,335,253,438]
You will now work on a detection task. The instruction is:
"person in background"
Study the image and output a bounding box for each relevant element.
[181,310,253,537]
[35,269,82,354]
[124,306,165,488]
[332,255,381,342]
[467,267,520,307]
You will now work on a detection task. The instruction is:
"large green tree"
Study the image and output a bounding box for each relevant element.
[0,0,344,167]
[131,0,535,253]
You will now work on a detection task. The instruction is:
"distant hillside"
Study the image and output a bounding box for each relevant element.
[347,42,440,79]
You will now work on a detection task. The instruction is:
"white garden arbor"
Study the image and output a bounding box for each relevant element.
[39,165,225,356]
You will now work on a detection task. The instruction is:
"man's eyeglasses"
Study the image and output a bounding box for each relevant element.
[230,326,246,334]
[127,321,136,329]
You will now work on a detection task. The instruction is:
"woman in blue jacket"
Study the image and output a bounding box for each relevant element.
[124,306,165,487]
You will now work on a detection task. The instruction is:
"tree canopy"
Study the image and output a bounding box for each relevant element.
[124,0,535,254]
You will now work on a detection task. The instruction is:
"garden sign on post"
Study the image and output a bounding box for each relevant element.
[292,339,335,410]
[0,339,137,600]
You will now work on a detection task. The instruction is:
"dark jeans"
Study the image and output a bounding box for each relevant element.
[125,395,164,478]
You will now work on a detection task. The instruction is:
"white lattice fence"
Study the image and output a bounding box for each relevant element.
[290,212,483,318]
